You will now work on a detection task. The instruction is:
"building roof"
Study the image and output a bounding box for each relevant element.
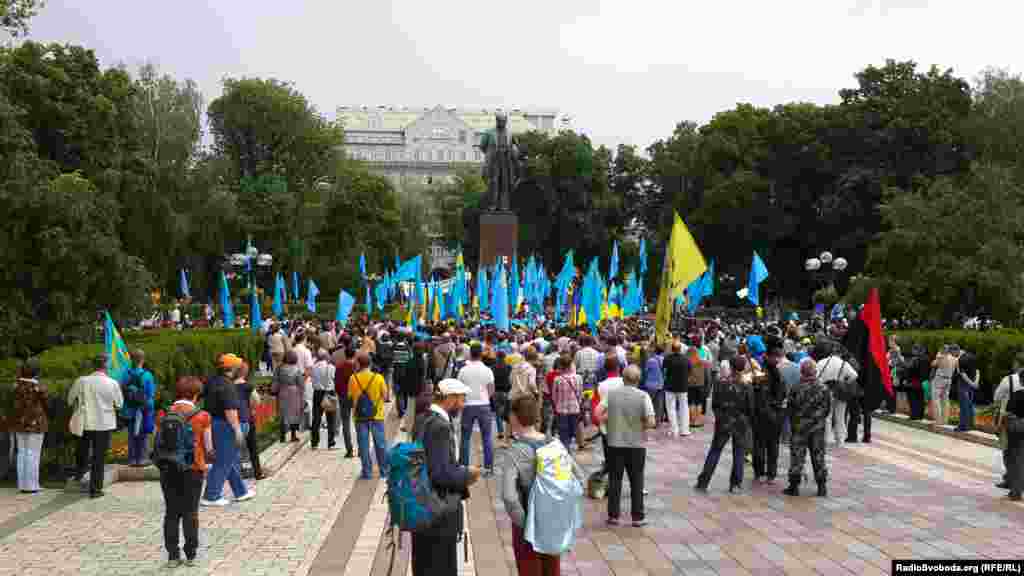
[337,105,556,134]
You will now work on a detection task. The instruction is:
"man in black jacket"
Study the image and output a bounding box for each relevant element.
[412,378,481,576]
[663,340,691,437]
[753,336,788,483]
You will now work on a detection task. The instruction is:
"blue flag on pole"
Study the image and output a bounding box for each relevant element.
[292,271,300,302]
[103,311,132,382]
[639,238,648,275]
[307,279,319,313]
[250,289,262,334]
[748,252,769,306]
[220,271,235,328]
[359,253,367,279]
[609,240,619,279]
[493,264,510,331]
[337,290,355,324]
[272,273,284,317]
[179,269,190,299]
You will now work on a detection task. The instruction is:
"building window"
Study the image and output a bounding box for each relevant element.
[375,150,385,161]
[459,130,467,144]
[458,151,466,161]
[474,151,482,161]
[435,150,444,162]
[446,150,453,161]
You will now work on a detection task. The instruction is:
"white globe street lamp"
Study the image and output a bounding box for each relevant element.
[805,258,822,272]
[819,251,833,265]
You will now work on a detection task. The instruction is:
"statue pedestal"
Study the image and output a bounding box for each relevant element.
[479,211,518,268]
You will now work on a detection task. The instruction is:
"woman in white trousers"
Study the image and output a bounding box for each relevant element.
[12,358,48,493]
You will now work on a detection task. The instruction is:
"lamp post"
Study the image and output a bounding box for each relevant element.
[805,251,848,308]
[230,236,273,301]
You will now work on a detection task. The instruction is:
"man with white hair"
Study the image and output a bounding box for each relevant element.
[310,349,337,450]
[594,364,655,527]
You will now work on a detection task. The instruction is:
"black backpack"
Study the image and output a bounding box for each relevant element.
[153,408,200,472]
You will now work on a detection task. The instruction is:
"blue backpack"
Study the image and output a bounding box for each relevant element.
[353,373,378,420]
[386,415,459,533]
[153,408,199,472]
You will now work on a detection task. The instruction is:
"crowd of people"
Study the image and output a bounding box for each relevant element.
[5,307,1024,574]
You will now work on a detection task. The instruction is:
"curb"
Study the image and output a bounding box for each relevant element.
[98,432,311,484]
[873,412,1000,449]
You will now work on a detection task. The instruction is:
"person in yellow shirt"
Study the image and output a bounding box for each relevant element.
[348,352,390,479]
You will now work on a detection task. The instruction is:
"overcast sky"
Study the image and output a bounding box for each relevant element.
[23,0,1023,151]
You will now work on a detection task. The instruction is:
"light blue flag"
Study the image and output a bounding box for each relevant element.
[609,240,619,279]
[394,256,421,284]
[336,290,355,324]
[307,279,319,313]
[103,311,131,383]
[375,281,387,311]
[582,264,601,334]
[179,269,190,299]
[748,252,769,306]
[366,283,373,317]
[492,263,510,331]
[359,253,367,279]
[220,271,235,328]
[272,273,284,317]
[687,276,703,313]
[292,271,300,302]
[250,288,262,334]
[478,267,489,311]
[639,238,648,275]
[510,258,520,313]
[702,260,715,298]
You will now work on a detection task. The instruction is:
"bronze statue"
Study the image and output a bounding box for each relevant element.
[479,112,522,211]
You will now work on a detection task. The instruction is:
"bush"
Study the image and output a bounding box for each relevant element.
[891,329,1024,405]
[0,328,263,434]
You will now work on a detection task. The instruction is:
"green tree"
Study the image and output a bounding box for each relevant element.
[130,63,205,297]
[0,0,42,37]
[868,163,1024,323]
[311,160,404,294]
[0,171,153,356]
[966,68,1024,181]
[427,167,486,251]
[207,77,343,272]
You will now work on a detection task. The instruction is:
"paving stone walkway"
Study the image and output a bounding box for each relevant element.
[1,412,1022,575]
[479,417,1024,576]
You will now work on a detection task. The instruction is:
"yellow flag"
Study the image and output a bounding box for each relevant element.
[655,212,707,344]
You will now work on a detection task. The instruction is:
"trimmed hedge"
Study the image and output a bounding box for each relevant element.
[891,329,1024,405]
[0,329,263,428]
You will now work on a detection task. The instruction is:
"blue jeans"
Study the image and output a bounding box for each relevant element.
[460,404,493,470]
[957,385,975,431]
[356,420,388,479]
[556,413,579,449]
[697,427,746,488]
[203,418,248,501]
[128,430,149,465]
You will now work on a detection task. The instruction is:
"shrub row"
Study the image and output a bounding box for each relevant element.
[0,328,263,433]
[890,329,1024,405]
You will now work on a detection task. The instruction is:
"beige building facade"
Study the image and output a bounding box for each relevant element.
[338,105,567,191]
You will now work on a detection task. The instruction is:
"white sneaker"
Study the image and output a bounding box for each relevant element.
[200,498,230,507]
[234,491,256,503]
[680,431,692,437]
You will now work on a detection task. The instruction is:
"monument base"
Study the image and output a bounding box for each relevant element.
[479,211,518,269]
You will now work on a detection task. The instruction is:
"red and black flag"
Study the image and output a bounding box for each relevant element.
[843,288,893,412]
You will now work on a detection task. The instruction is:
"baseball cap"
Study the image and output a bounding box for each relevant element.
[437,378,470,396]
[219,353,243,369]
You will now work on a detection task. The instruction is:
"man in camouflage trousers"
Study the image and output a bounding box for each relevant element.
[695,355,755,494]
[784,358,831,497]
